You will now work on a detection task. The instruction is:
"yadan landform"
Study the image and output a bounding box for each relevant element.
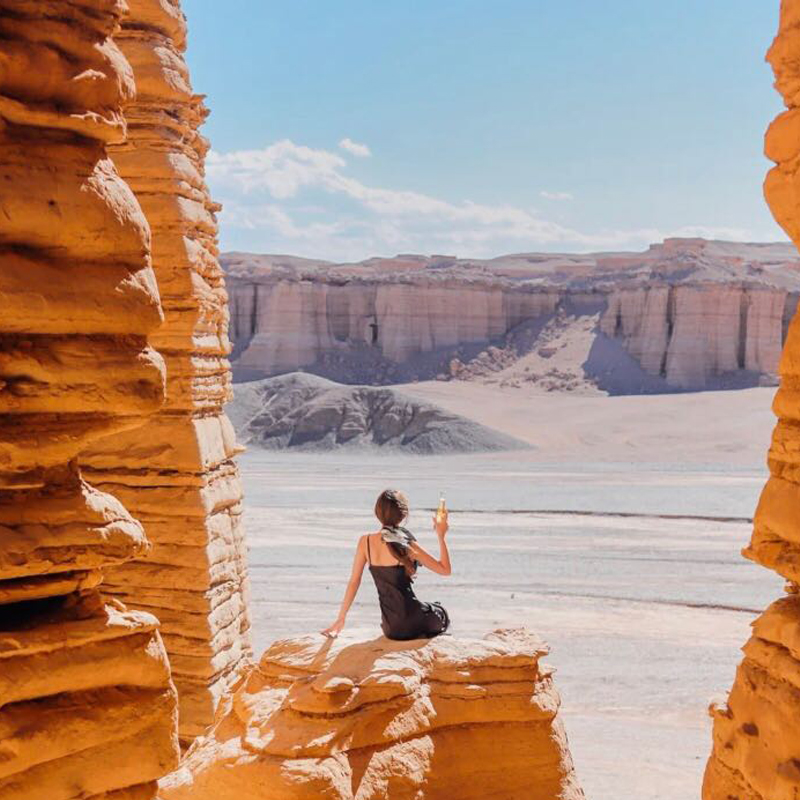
[1,1,800,799]
[224,240,800,393]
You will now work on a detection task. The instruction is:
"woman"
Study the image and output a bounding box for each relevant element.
[321,488,451,640]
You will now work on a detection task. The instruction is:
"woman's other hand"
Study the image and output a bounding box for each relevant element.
[433,510,449,538]
[321,617,345,638]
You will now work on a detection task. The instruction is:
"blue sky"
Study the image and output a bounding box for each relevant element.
[182,0,787,260]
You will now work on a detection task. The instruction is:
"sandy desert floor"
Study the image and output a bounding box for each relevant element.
[239,384,782,800]
[398,382,779,465]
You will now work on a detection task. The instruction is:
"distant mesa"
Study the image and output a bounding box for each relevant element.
[229,373,528,453]
[222,239,800,395]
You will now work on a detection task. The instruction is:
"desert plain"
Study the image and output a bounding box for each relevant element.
[240,382,782,800]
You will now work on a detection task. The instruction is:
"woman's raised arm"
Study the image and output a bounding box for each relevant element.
[321,535,368,638]
[410,512,451,576]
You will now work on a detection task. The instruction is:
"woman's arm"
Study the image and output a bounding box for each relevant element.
[321,535,368,638]
[410,512,451,576]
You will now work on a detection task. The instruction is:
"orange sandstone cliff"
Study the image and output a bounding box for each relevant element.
[0,1,179,797]
[703,3,800,798]
[81,0,253,745]
[160,629,585,800]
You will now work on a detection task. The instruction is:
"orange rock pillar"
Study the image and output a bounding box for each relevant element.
[81,0,253,744]
[0,1,179,797]
[703,3,800,798]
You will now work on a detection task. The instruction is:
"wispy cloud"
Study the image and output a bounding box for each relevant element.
[540,190,574,201]
[206,139,764,261]
[338,137,371,158]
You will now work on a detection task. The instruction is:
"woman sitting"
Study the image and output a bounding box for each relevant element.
[322,488,451,640]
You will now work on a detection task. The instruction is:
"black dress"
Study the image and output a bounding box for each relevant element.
[367,535,449,640]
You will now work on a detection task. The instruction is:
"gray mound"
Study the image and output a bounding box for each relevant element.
[230,373,528,454]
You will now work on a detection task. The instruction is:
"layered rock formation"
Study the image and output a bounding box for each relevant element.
[230,373,527,453]
[703,4,800,798]
[161,629,584,800]
[224,241,800,392]
[80,0,252,745]
[0,1,178,796]
[0,594,179,799]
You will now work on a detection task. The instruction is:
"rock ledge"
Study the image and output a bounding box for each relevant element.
[161,628,584,800]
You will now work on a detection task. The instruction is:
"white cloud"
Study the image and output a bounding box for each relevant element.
[540,190,574,201]
[206,139,774,261]
[338,137,372,158]
[207,140,345,198]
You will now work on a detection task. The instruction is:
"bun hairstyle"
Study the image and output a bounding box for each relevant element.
[374,489,408,527]
[374,489,417,578]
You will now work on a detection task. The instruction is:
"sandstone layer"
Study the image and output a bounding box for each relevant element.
[230,373,528,453]
[160,628,584,800]
[81,0,252,745]
[224,240,800,393]
[0,1,179,797]
[703,4,800,798]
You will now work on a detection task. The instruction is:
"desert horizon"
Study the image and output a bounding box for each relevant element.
[222,234,796,266]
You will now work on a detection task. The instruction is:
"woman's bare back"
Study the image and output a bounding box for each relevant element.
[364,532,403,567]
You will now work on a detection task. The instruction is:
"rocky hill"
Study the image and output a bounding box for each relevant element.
[229,373,527,453]
[223,239,800,394]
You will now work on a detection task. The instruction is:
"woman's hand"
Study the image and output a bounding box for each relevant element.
[321,616,345,639]
[415,512,452,576]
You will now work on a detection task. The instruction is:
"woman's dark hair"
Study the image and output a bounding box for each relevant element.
[374,489,417,578]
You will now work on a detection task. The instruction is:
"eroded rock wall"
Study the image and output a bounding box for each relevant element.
[160,629,584,800]
[229,278,559,375]
[0,1,179,796]
[703,3,800,798]
[227,269,794,391]
[80,0,252,745]
[601,284,789,388]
